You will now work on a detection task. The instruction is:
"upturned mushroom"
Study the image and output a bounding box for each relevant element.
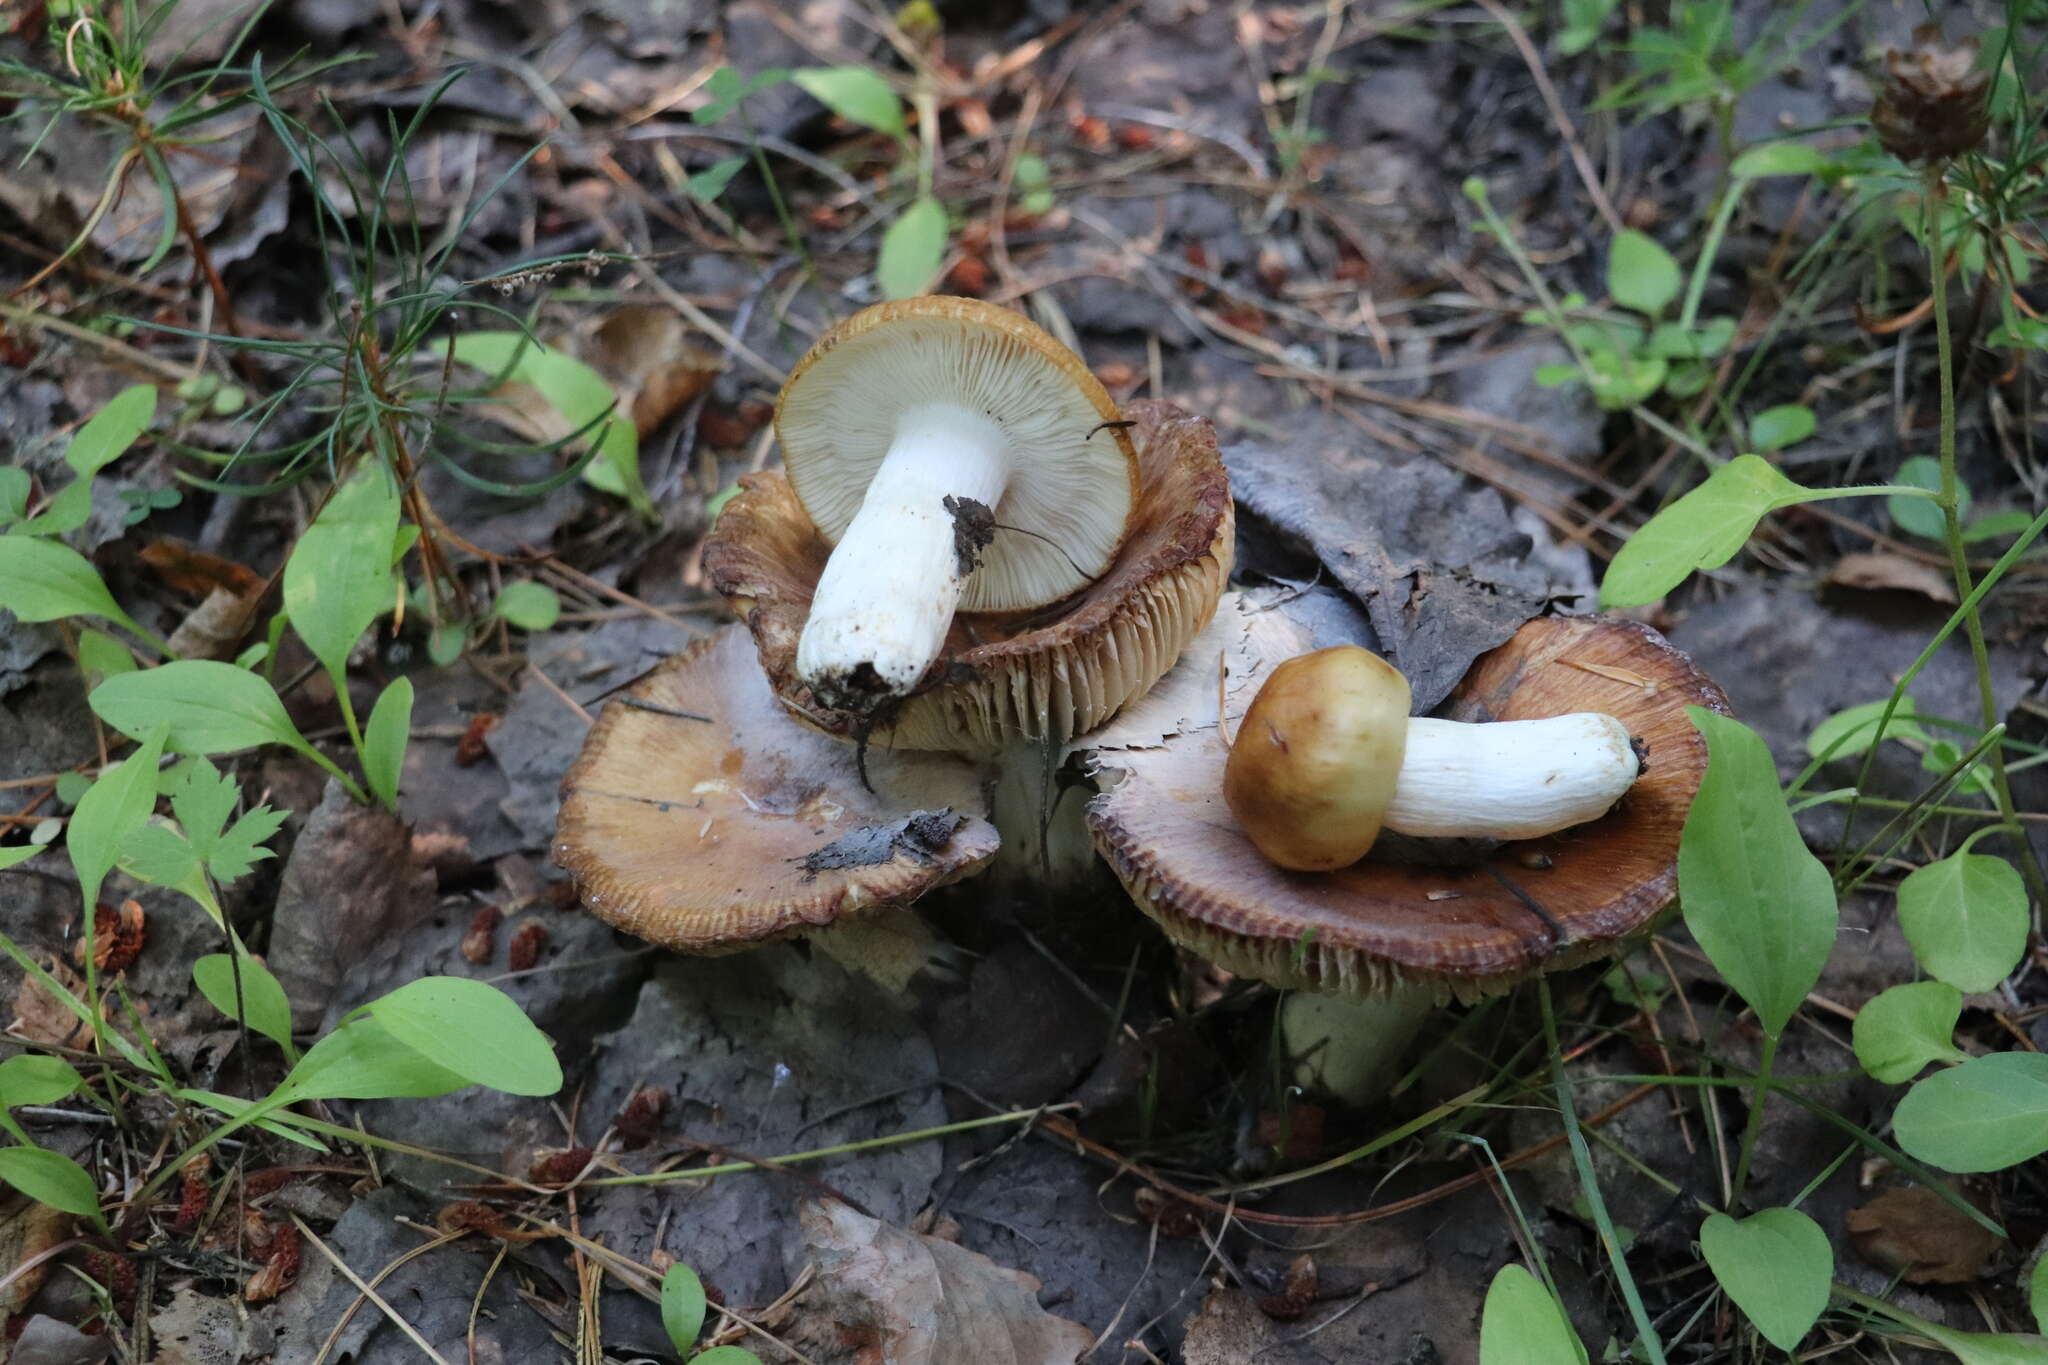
[552,625,999,987]
[707,393,1232,757]
[1084,592,1728,1102]
[761,296,1141,718]
[1223,645,1643,871]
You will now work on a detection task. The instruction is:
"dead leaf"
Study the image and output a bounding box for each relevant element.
[139,540,264,599]
[150,1284,253,1365]
[1826,553,1958,603]
[0,1192,73,1314]
[73,900,146,973]
[12,956,93,1051]
[8,1315,111,1365]
[1847,1186,2002,1284]
[1180,1287,1292,1364]
[1225,416,1555,712]
[243,1221,300,1303]
[572,304,723,436]
[164,586,265,662]
[787,1199,1094,1365]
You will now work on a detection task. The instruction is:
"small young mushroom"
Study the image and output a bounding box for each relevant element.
[552,626,998,975]
[1084,594,1728,1103]
[767,296,1141,718]
[707,397,1232,755]
[1224,645,1643,871]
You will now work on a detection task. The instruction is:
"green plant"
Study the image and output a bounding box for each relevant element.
[687,64,944,299]
[660,1262,764,1364]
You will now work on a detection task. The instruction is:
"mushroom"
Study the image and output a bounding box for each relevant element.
[706,395,1233,756]
[552,625,999,984]
[1223,645,1643,871]
[762,297,1141,719]
[1083,593,1728,1102]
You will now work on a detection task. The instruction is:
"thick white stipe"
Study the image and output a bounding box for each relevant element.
[796,403,1011,703]
[1384,712,1640,839]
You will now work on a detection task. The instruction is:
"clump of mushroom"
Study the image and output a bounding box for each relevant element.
[1084,592,1728,1102]
[1223,644,1643,872]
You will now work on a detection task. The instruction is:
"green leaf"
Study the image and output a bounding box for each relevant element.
[0,467,28,525]
[362,977,563,1097]
[1896,1052,2048,1172]
[1533,363,1580,387]
[0,536,144,635]
[281,1015,474,1102]
[2032,1256,2048,1333]
[157,759,288,884]
[0,1145,102,1220]
[690,1350,764,1365]
[1679,710,1838,1037]
[686,155,746,203]
[363,677,413,813]
[0,1055,83,1109]
[1730,141,1829,178]
[192,953,296,1054]
[1557,0,1619,54]
[427,622,466,667]
[1963,509,2036,543]
[1897,853,2028,993]
[1890,455,1962,539]
[119,821,202,889]
[14,479,94,537]
[878,195,947,300]
[91,661,312,758]
[75,629,137,688]
[0,846,44,873]
[1750,403,1815,452]
[1608,230,1682,315]
[1478,1264,1589,1365]
[661,1263,708,1354]
[444,332,649,515]
[1700,1208,1832,1352]
[493,582,560,631]
[1806,698,1932,761]
[1601,455,1814,608]
[1853,981,1964,1083]
[691,66,789,125]
[67,727,167,912]
[791,66,905,138]
[1647,317,1735,359]
[66,385,156,478]
[283,467,400,693]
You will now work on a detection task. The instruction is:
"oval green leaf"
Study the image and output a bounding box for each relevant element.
[1600,456,1814,608]
[493,582,560,632]
[91,661,311,758]
[1750,404,1816,452]
[1895,1052,2048,1173]
[66,726,168,913]
[1679,709,1838,1037]
[0,537,139,632]
[0,1145,103,1220]
[878,195,947,301]
[1897,853,2028,993]
[1889,455,1962,540]
[1700,1208,1832,1352]
[0,1055,84,1109]
[1806,697,1931,762]
[1852,981,1963,1083]
[1608,229,1681,315]
[791,66,905,138]
[66,384,156,477]
[1479,1264,1588,1365]
[363,976,563,1097]
[283,467,400,689]
[281,1016,473,1103]
[363,677,414,814]
[661,1263,707,1353]
[192,953,297,1054]
[1730,142,1829,178]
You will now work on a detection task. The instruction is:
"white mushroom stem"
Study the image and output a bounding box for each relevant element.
[1281,989,1438,1106]
[796,403,1010,706]
[1385,712,1639,840]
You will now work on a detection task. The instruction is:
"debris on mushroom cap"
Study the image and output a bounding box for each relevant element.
[705,398,1234,754]
[1083,595,1731,1002]
[777,295,1141,613]
[552,626,1000,952]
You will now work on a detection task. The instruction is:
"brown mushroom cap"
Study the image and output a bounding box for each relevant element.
[553,625,1000,952]
[1223,646,1413,872]
[1086,602,1731,1002]
[704,398,1234,754]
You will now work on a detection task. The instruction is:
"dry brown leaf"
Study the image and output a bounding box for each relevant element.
[139,540,264,599]
[1826,553,1958,603]
[1847,1186,2002,1284]
[12,956,93,1051]
[789,1199,1093,1365]
[0,1192,73,1315]
[574,304,723,436]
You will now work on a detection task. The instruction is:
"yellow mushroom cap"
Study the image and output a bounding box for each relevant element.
[1223,646,1412,871]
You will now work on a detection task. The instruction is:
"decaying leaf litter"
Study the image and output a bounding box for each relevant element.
[1,0,2047,1361]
